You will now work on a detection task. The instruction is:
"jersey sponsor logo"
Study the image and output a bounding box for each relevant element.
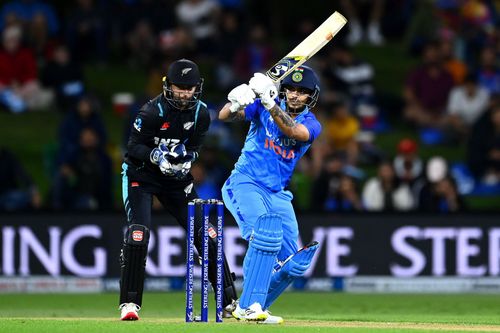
[183,122,194,130]
[160,122,170,130]
[133,117,142,132]
[264,138,295,160]
[154,137,181,147]
[181,68,192,76]
[132,230,143,242]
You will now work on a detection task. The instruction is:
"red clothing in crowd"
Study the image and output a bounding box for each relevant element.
[405,65,454,114]
[0,47,37,86]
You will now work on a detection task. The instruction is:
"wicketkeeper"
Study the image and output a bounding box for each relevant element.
[118,59,237,320]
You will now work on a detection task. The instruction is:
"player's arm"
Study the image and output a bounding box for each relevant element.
[219,84,256,122]
[249,73,310,141]
[268,104,310,141]
[127,105,157,162]
[218,102,246,122]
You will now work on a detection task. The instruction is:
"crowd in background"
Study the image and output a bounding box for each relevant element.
[0,0,499,213]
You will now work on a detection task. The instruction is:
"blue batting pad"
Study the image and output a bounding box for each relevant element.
[265,241,319,309]
[239,213,283,309]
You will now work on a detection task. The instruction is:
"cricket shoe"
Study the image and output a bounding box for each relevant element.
[232,302,268,321]
[258,310,283,325]
[119,302,140,321]
[224,299,238,319]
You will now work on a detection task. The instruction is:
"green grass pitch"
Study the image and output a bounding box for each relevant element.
[1,292,500,332]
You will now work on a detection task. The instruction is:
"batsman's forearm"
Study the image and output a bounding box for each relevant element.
[268,104,310,141]
[219,103,245,122]
[269,104,297,136]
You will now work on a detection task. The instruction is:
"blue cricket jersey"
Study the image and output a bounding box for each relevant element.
[234,99,322,192]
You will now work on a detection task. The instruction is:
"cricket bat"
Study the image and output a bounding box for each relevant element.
[266,11,347,83]
[230,11,347,111]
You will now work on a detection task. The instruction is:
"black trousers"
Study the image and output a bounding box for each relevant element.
[121,166,237,307]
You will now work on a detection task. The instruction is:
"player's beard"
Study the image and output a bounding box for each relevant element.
[173,93,193,110]
[177,98,190,110]
[286,98,306,114]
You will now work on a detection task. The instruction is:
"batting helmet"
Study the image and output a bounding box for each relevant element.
[279,65,320,109]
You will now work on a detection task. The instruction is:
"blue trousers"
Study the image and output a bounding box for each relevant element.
[222,171,299,265]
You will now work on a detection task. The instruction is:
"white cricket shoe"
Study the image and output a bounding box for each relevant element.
[232,302,268,321]
[258,310,283,325]
[119,302,140,321]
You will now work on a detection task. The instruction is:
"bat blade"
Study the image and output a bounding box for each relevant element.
[266,11,347,83]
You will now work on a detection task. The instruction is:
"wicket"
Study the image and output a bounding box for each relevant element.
[185,199,224,323]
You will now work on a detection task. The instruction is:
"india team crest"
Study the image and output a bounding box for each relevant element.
[292,71,303,82]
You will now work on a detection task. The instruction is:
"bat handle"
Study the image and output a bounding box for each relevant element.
[229,102,240,113]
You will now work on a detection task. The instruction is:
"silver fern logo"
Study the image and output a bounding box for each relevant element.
[181,68,192,76]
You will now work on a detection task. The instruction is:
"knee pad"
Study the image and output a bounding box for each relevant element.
[250,213,283,253]
[120,224,150,306]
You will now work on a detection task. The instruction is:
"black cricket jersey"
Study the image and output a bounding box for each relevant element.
[124,93,210,183]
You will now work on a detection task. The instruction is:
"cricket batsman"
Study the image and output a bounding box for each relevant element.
[219,66,322,324]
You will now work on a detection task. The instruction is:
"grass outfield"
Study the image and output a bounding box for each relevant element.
[1,292,500,332]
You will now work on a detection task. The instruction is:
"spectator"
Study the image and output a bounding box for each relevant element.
[340,0,385,46]
[0,146,41,211]
[440,37,467,85]
[393,138,424,186]
[403,41,455,128]
[233,24,274,83]
[476,46,500,95]
[0,0,59,35]
[65,0,108,64]
[57,94,107,165]
[323,101,360,165]
[323,44,376,110]
[446,73,490,137]
[467,105,500,184]
[125,19,157,68]
[26,11,59,67]
[0,24,53,113]
[418,156,466,212]
[52,127,113,210]
[175,0,220,56]
[215,9,243,89]
[362,160,414,211]
[41,44,85,111]
[312,154,363,212]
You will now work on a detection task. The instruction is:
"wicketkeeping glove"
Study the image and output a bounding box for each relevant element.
[249,73,277,110]
[150,144,174,176]
[171,160,192,179]
[164,143,194,164]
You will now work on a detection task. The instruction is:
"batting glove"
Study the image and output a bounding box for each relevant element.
[227,84,256,112]
[249,73,277,110]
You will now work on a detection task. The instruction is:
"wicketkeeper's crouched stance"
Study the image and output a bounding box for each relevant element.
[118,59,237,321]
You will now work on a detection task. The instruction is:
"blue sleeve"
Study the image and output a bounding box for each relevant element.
[303,118,322,143]
[244,100,262,121]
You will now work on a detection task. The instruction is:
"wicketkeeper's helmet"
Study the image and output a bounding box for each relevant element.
[163,59,204,110]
